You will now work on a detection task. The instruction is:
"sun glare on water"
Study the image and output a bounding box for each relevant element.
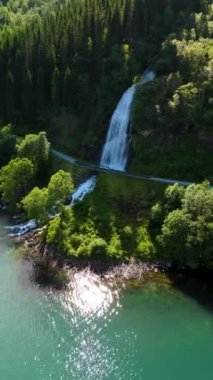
[60,270,120,319]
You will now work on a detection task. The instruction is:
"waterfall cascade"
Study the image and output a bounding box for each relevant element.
[100,84,136,171]
[71,176,97,206]
[7,70,155,235]
[6,219,37,237]
[72,69,155,203]
[100,70,155,171]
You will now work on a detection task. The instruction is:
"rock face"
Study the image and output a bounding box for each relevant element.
[20,228,68,288]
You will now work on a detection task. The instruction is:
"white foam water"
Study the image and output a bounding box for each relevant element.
[71,176,97,206]
[100,70,155,172]
[100,84,136,171]
[6,219,37,237]
[71,69,155,204]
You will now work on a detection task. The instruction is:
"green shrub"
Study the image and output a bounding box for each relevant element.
[22,187,49,225]
[136,224,154,259]
[47,170,74,211]
[0,157,35,210]
[108,232,123,259]
[88,238,108,257]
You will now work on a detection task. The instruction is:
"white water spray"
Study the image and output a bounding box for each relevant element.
[100,70,155,171]
[6,219,37,237]
[100,84,136,171]
[71,176,97,206]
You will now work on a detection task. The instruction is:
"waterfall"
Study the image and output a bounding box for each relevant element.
[100,69,155,171]
[71,69,155,203]
[100,84,136,171]
[71,176,97,206]
[139,69,156,85]
[99,69,155,171]
[6,219,37,237]
[7,70,155,235]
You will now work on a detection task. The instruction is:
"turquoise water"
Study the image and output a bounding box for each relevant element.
[0,215,213,380]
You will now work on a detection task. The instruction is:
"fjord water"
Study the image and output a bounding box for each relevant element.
[1,215,213,380]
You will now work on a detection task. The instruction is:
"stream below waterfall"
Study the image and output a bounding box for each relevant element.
[1,214,213,380]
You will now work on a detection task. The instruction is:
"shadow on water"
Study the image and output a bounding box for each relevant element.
[167,267,213,314]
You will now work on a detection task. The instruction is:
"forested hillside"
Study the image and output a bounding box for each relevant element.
[0,0,212,169]
[131,34,213,180]
[0,0,212,270]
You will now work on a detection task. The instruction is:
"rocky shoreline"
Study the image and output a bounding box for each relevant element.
[17,228,171,287]
[16,228,213,305]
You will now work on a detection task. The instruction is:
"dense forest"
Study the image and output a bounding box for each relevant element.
[0,0,212,269]
[0,0,212,175]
